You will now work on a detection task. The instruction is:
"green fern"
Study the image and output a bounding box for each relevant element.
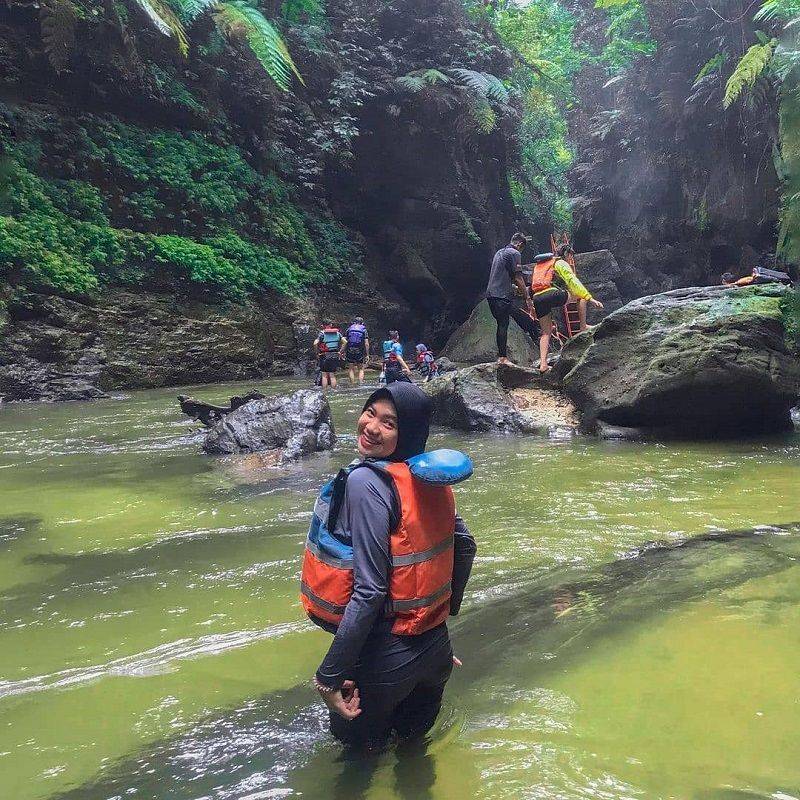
[450,68,509,102]
[40,0,77,72]
[175,0,218,23]
[723,39,777,107]
[134,0,189,56]
[693,51,728,85]
[754,0,800,23]
[468,95,497,133]
[395,68,450,93]
[213,0,303,90]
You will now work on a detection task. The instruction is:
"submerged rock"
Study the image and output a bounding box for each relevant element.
[423,362,579,435]
[202,389,335,460]
[558,284,800,434]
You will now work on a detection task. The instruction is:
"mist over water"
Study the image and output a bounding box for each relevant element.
[1,379,799,800]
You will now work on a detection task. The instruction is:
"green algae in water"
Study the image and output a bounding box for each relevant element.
[1,380,799,799]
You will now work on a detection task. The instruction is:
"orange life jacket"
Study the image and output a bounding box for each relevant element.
[531,257,557,294]
[300,461,456,636]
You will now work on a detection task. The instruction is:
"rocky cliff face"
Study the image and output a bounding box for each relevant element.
[566,0,781,299]
[0,0,528,399]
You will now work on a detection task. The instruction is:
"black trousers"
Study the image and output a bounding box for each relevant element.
[329,639,453,749]
[486,296,540,358]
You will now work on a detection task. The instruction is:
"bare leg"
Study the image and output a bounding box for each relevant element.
[578,298,588,331]
[539,314,552,373]
[358,366,365,384]
[321,372,330,391]
[349,365,356,385]
[330,373,337,389]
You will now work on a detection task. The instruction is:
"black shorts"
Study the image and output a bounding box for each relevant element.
[346,347,366,364]
[533,287,569,317]
[321,354,341,373]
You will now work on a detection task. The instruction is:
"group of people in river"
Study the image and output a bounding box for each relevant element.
[312,322,438,391]
[301,232,607,755]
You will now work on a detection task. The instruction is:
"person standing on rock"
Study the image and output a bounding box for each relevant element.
[531,244,603,373]
[300,381,476,750]
[486,232,541,366]
[345,317,370,386]
[313,324,347,391]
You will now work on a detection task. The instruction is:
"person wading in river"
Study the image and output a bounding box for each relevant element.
[486,232,541,366]
[300,382,476,749]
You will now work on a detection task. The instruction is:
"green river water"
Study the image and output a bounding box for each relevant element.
[2,379,800,800]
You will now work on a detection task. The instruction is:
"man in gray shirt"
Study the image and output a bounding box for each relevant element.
[486,232,540,365]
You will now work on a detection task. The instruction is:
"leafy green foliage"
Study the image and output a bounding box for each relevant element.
[694,52,729,84]
[0,111,360,298]
[40,0,78,72]
[213,1,304,91]
[395,67,509,134]
[476,0,583,229]
[724,39,777,107]
[595,0,656,74]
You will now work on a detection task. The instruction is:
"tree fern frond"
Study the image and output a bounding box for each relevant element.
[450,68,509,102]
[754,0,800,23]
[133,0,189,55]
[693,51,728,85]
[395,68,450,93]
[214,0,303,90]
[396,75,425,93]
[40,0,77,72]
[723,39,776,107]
[467,95,496,133]
[174,0,219,24]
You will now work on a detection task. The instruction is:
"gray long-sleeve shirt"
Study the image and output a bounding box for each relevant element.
[314,466,476,689]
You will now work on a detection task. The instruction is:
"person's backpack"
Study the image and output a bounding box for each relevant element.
[346,324,366,348]
[530,253,557,294]
[319,327,341,353]
[752,266,792,285]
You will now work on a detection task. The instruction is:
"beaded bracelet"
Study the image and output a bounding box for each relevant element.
[313,676,335,694]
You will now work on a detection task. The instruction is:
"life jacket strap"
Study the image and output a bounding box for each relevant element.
[388,580,452,612]
[390,535,454,567]
[300,581,348,615]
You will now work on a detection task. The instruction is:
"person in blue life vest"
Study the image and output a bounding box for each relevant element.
[382,330,413,385]
[344,317,370,386]
[313,324,347,391]
[300,382,477,750]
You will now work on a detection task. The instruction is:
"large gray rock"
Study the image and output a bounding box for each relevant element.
[558,284,800,434]
[202,389,335,459]
[423,362,579,435]
[573,249,624,319]
[440,299,537,365]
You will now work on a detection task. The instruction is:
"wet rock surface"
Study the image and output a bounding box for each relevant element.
[440,299,538,366]
[557,284,800,434]
[202,389,335,460]
[423,362,580,434]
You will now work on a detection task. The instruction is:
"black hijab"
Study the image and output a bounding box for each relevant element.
[362,382,432,462]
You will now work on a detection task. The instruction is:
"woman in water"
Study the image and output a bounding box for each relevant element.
[300,382,476,749]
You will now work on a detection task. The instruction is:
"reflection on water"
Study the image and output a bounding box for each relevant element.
[1,379,799,799]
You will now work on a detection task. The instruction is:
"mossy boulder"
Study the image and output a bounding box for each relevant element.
[558,284,800,434]
[440,299,537,366]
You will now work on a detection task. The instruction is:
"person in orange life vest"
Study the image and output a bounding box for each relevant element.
[530,244,603,373]
[301,382,476,748]
[313,324,347,391]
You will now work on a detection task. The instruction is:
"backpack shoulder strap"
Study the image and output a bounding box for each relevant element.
[326,460,399,533]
